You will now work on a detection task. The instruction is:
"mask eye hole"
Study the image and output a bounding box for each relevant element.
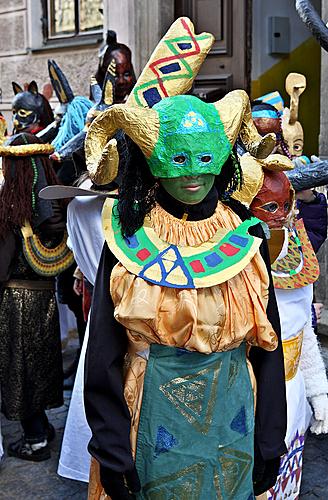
[172,154,187,165]
[260,202,279,213]
[284,202,291,212]
[200,154,212,163]
[17,109,32,118]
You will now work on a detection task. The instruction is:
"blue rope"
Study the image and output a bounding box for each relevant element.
[52,95,93,150]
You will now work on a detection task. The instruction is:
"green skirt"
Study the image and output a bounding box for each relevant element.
[136,344,254,499]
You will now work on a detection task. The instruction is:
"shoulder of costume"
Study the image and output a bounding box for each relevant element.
[102,198,264,289]
[271,218,319,289]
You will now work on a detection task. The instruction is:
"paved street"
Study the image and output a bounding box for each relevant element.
[0,391,88,499]
[1,335,328,499]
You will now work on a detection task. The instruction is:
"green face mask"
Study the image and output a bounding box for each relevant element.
[148,95,232,178]
[159,174,215,205]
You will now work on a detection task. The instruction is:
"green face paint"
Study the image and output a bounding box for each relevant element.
[159,174,215,205]
[148,95,232,178]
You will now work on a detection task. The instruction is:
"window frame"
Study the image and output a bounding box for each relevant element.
[42,0,103,43]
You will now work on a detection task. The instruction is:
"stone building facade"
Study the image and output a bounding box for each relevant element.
[0,0,175,129]
[0,1,95,126]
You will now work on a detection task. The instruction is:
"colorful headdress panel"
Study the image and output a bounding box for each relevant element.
[254,91,284,116]
[126,17,213,108]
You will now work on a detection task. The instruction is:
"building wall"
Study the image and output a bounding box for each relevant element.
[0,0,176,131]
[251,0,322,156]
[0,1,103,130]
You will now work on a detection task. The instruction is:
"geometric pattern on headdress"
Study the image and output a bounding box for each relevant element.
[126,17,214,109]
[256,91,285,115]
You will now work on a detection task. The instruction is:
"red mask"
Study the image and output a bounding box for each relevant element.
[250,171,293,229]
[111,49,135,103]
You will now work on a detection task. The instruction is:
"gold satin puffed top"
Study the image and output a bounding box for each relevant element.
[110,201,278,354]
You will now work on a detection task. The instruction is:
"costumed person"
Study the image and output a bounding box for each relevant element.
[0,133,74,461]
[45,59,94,357]
[11,81,54,135]
[235,153,328,499]
[95,30,136,102]
[251,98,291,158]
[39,55,131,482]
[48,60,93,156]
[82,17,288,499]
[38,17,212,485]
[57,182,106,482]
[251,83,327,332]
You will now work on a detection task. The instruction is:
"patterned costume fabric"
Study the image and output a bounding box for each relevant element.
[0,241,63,420]
[266,285,313,499]
[271,219,319,289]
[135,344,254,499]
[103,198,263,289]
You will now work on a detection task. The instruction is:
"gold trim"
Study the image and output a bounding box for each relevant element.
[282,330,303,381]
[0,143,54,157]
[5,279,55,290]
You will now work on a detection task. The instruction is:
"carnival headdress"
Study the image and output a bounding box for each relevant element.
[85,17,275,185]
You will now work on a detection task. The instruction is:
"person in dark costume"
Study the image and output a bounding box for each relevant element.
[11,81,54,135]
[0,133,72,461]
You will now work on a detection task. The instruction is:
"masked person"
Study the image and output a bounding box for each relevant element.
[235,154,328,499]
[11,81,54,135]
[0,133,74,461]
[95,30,136,103]
[82,81,288,499]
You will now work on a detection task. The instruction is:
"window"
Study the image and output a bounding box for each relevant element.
[44,0,103,39]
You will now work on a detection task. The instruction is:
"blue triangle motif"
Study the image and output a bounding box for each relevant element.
[154,425,178,458]
[140,244,194,288]
[230,406,247,435]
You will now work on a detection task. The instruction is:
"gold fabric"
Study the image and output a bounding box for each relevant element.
[110,202,277,355]
[150,201,236,247]
[282,331,303,381]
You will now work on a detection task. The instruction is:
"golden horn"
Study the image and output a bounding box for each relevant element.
[233,153,265,206]
[285,73,306,125]
[260,153,294,172]
[214,90,276,159]
[233,153,294,206]
[85,105,159,185]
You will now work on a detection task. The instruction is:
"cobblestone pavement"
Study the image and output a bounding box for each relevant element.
[0,390,88,500]
[300,332,328,499]
[1,335,328,499]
